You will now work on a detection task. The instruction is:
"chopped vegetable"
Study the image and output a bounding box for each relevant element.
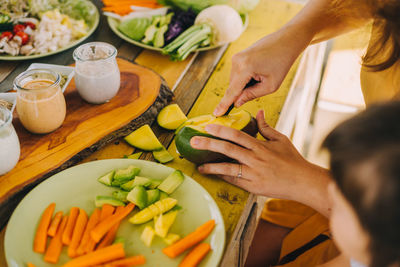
[112,165,141,186]
[141,226,155,247]
[147,189,161,205]
[91,203,135,243]
[124,152,143,159]
[68,208,88,258]
[62,243,125,267]
[164,9,196,45]
[0,31,13,40]
[102,255,146,266]
[158,170,184,194]
[95,195,126,207]
[129,198,177,224]
[100,204,116,221]
[127,185,148,210]
[154,210,178,238]
[98,171,115,186]
[124,124,163,151]
[163,233,181,245]
[77,208,101,256]
[162,219,215,258]
[62,207,79,246]
[178,243,211,267]
[33,202,55,253]
[153,147,174,163]
[97,206,124,249]
[44,215,68,264]
[118,17,150,41]
[228,0,259,14]
[156,0,225,13]
[157,104,188,130]
[112,190,129,203]
[47,211,63,237]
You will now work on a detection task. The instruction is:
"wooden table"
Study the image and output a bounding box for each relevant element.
[0,0,303,265]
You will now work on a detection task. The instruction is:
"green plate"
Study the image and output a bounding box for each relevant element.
[107,14,248,53]
[5,159,225,267]
[0,1,100,61]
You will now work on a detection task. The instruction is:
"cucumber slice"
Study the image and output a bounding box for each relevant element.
[112,191,129,203]
[157,104,188,130]
[127,185,148,210]
[98,171,115,186]
[158,170,184,194]
[153,147,174,164]
[147,189,160,205]
[124,152,143,159]
[124,125,163,151]
[95,196,126,207]
[141,226,155,247]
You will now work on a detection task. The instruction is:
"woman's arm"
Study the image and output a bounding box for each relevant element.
[214,0,372,116]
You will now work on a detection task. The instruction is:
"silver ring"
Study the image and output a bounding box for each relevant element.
[237,164,242,179]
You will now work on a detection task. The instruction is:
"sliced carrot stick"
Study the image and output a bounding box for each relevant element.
[100,204,115,221]
[104,255,146,266]
[33,202,56,253]
[179,243,211,267]
[63,207,80,245]
[44,215,68,264]
[97,206,124,250]
[62,243,125,267]
[77,208,101,256]
[48,211,63,237]
[68,209,88,258]
[162,220,215,258]
[27,263,37,267]
[91,203,135,243]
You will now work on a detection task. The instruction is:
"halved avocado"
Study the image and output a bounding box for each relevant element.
[175,110,257,164]
[157,104,188,130]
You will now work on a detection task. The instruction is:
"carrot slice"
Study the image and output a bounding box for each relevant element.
[77,208,101,256]
[63,207,80,245]
[104,255,146,266]
[179,243,211,267]
[91,203,135,243]
[162,220,215,258]
[44,215,68,264]
[100,204,115,221]
[48,211,63,237]
[97,206,124,250]
[62,243,125,267]
[68,209,88,258]
[33,202,56,253]
[27,263,37,267]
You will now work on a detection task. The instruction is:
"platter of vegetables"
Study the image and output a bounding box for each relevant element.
[5,159,225,266]
[0,0,99,60]
[105,0,253,61]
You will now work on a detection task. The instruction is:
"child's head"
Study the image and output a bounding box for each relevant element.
[323,101,400,267]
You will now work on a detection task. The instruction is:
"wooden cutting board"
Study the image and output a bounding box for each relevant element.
[0,58,173,227]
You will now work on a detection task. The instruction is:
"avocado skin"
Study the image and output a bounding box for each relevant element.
[175,117,257,165]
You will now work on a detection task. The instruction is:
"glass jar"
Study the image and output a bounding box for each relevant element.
[73,42,121,104]
[0,106,20,175]
[14,69,66,134]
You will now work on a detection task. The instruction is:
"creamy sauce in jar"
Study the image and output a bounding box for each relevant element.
[16,79,66,134]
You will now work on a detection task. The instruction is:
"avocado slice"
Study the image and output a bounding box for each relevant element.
[154,210,178,238]
[95,195,126,207]
[147,189,160,205]
[112,190,129,203]
[98,170,115,186]
[112,165,140,187]
[153,147,174,164]
[124,152,143,159]
[175,110,257,164]
[157,104,188,130]
[124,125,163,151]
[148,179,162,189]
[158,170,184,195]
[160,191,169,200]
[127,185,148,210]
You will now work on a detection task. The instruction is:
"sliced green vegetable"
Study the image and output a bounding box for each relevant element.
[157,104,188,130]
[141,226,155,247]
[153,147,174,164]
[129,198,178,224]
[98,170,115,186]
[113,165,141,186]
[118,17,151,41]
[124,125,163,151]
[127,185,148,210]
[142,25,157,44]
[148,179,162,189]
[132,176,153,188]
[124,152,143,159]
[153,24,168,48]
[147,189,161,205]
[112,190,129,203]
[158,170,184,194]
[95,195,126,207]
[120,179,136,191]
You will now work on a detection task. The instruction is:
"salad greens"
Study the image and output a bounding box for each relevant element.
[156,0,225,14]
[118,17,150,41]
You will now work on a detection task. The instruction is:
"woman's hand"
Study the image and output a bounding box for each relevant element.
[213,25,312,116]
[190,110,332,216]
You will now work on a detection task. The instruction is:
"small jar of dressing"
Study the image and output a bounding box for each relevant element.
[14,69,66,134]
[73,42,121,104]
[0,106,20,175]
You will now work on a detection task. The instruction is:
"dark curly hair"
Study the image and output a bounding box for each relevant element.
[323,101,400,267]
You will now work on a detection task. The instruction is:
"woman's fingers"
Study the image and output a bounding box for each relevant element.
[214,75,249,116]
[204,124,258,150]
[235,77,269,107]
[198,163,251,187]
[190,136,253,161]
[256,110,283,141]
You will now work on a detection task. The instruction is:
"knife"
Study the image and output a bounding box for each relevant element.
[222,78,260,116]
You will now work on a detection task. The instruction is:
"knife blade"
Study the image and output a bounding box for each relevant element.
[222,78,260,116]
